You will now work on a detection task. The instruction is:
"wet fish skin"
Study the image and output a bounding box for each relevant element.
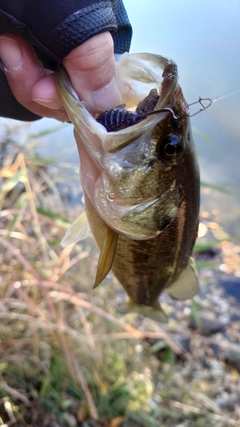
[56,53,200,321]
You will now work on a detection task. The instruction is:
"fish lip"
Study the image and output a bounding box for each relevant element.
[59,68,78,100]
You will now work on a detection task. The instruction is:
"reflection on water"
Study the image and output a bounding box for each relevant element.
[0,0,240,231]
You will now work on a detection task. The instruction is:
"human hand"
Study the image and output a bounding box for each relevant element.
[0,32,121,121]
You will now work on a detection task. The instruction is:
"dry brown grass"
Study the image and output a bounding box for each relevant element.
[0,123,240,427]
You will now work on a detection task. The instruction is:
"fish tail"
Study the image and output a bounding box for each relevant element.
[118,301,168,323]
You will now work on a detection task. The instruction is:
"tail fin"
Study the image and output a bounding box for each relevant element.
[118,302,168,323]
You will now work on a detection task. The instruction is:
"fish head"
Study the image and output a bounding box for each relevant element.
[56,53,198,241]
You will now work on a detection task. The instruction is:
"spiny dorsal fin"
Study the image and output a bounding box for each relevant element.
[167,257,199,300]
[61,211,90,247]
[94,226,118,288]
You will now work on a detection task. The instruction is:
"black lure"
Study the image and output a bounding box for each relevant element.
[96,105,179,133]
[96,89,180,133]
[96,106,146,132]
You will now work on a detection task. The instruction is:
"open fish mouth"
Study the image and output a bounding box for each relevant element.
[56,53,180,152]
[114,53,178,111]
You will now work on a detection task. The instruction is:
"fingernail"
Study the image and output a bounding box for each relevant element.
[92,77,121,111]
[33,98,63,109]
[0,37,23,72]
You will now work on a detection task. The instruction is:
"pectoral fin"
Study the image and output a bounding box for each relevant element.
[61,211,90,247]
[167,257,199,300]
[94,226,118,288]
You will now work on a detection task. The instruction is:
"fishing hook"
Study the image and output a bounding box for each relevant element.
[145,98,212,121]
[143,107,179,120]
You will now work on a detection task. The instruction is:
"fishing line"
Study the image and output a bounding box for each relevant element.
[149,88,240,120]
[211,88,240,103]
[187,89,240,117]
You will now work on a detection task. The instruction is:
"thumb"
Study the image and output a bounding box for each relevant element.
[62,32,121,113]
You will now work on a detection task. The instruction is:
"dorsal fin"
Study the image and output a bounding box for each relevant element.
[94,226,118,288]
[167,257,199,300]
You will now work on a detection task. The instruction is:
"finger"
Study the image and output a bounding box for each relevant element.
[63,32,121,113]
[0,34,68,121]
[31,73,65,111]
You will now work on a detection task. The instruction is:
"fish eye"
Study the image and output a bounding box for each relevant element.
[157,134,182,159]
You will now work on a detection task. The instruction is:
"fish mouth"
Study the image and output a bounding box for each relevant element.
[114,53,178,112]
[56,53,179,154]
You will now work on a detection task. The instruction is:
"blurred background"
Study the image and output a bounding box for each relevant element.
[0,1,240,426]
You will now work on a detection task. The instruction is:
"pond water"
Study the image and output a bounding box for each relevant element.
[1,0,240,232]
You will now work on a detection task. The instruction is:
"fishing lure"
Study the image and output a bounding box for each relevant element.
[96,96,212,133]
[96,105,179,132]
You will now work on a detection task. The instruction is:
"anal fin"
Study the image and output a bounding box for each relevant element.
[94,226,118,288]
[167,257,199,300]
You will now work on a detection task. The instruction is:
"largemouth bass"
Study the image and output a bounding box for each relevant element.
[56,53,200,322]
